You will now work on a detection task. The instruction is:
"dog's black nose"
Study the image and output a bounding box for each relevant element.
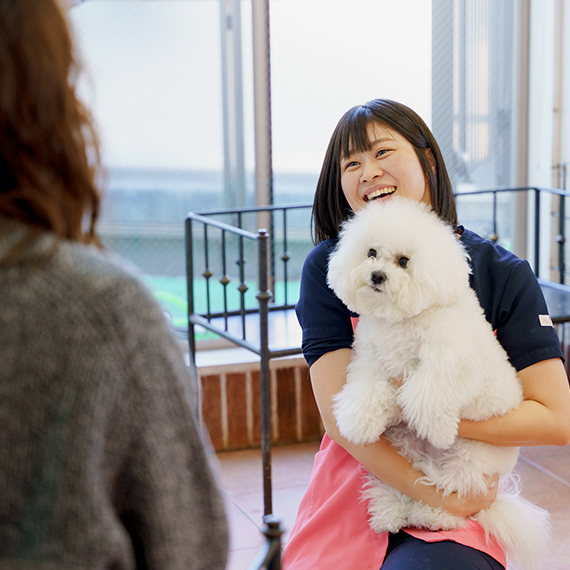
[371,271,386,285]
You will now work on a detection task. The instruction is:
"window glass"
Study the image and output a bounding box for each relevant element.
[70,0,432,333]
[70,1,519,334]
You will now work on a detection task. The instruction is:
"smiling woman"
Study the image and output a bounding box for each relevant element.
[311,99,456,244]
[283,98,570,570]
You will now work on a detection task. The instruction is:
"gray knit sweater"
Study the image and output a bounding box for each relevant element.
[0,227,228,569]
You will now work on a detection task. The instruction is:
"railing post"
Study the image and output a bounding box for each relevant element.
[282,208,290,306]
[246,515,284,569]
[491,190,499,241]
[559,163,568,284]
[263,515,284,570]
[256,228,273,516]
[185,217,196,365]
[185,217,203,425]
[535,188,540,276]
[557,194,566,284]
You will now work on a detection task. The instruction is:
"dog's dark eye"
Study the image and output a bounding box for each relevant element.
[367,248,377,258]
[398,256,409,268]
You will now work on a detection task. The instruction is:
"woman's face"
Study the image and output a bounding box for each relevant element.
[339,123,432,213]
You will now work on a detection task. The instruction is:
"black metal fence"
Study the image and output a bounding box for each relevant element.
[455,186,570,284]
[186,187,570,362]
[185,203,312,523]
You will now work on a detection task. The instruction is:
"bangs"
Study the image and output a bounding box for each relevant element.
[338,106,379,159]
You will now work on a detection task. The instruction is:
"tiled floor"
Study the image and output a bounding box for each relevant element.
[217,441,570,569]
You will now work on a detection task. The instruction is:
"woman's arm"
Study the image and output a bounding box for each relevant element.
[311,348,499,518]
[458,358,570,447]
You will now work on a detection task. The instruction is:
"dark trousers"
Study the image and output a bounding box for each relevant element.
[381,530,505,570]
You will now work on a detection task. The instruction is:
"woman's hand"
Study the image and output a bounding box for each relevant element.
[390,374,404,388]
[435,473,499,518]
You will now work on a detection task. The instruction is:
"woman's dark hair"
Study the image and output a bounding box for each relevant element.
[311,99,456,243]
[0,0,102,257]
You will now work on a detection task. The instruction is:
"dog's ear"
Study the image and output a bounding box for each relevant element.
[387,201,471,315]
[327,221,360,311]
[440,243,472,304]
[402,233,471,313]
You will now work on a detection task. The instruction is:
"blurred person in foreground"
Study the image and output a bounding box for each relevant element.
[0,0,228,568]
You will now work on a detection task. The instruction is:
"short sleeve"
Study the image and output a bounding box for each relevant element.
[464,231,563,372]
[295,240,354,367]
[494,260,563,371]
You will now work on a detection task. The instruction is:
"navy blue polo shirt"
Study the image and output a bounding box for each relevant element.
[295,228,563,371]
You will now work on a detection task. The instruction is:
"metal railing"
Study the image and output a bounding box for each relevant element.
[185,203,311,522]
[246,515,284,570]
[455,186,570,284]
[186,187,570,355]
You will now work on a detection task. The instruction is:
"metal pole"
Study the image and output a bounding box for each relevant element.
[252,0,273,213]
[535,188,541,275]
[184,217,201,424]
[220,0,246,209]
[256,229,273,516]
[252,0,274,520]
[251,0,275,315]
[185,217,196,366]
[513,0,531,260]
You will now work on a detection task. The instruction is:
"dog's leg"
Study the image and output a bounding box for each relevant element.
[405,501,466,532]
[363,473,465,534]
[397,347,476,449]
[362,475,412,533]
[333,353,398,444]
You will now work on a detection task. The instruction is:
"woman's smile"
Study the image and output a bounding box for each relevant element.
[363,185,397,202]
[340,123,431,212]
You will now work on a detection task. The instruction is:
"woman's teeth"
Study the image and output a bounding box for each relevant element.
[364,187,396,201]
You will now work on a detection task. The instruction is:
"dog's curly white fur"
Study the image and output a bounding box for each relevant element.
[327,198,550,570]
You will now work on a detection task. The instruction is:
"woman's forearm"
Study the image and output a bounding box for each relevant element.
[458,400,568,446]
[337,430,498,517]
[457,358,570,447]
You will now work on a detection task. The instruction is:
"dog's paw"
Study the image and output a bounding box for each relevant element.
[407,505,465,532]
[363,477,411,533]
[401,400,459,449]
[333,384,396,444]
[422,421,458,450]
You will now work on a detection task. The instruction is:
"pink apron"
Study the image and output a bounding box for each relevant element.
[282,434,506,570]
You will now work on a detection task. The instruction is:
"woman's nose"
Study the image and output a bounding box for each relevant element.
[360,159,384,183]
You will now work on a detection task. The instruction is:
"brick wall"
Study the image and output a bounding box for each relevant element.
[198,355,324,451]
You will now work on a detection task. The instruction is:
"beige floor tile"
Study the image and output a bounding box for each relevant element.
[226,546,262,570]
[520,444,570,484]
[516,458,570,509]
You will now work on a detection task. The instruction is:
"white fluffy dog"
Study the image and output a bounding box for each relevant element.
[328,198,550,570]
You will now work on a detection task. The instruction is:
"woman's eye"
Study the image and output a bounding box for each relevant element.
[344,160,359,170]
[376,147,394,159]
[398,256,409,268]
[367,249,377,258]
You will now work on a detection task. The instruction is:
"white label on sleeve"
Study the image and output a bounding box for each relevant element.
[539,314,554,327]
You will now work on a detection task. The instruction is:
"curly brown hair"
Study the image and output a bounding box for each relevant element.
[0,0,102,252]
